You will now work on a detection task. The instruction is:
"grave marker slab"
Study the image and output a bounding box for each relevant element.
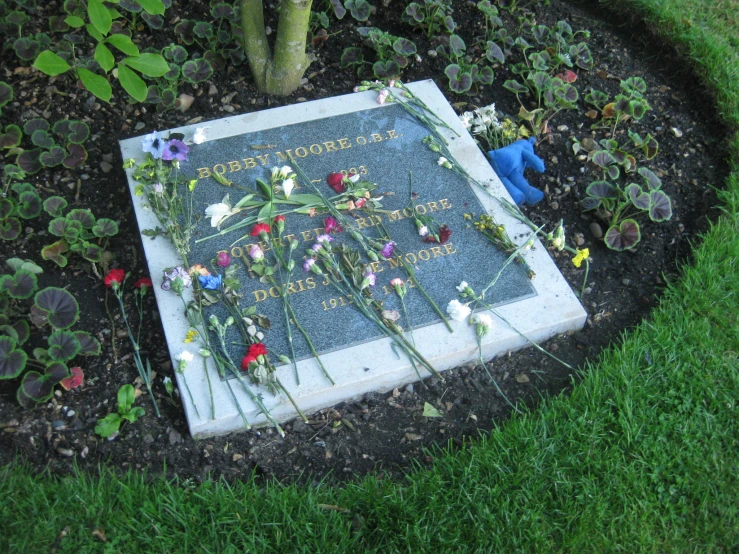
[119,80,586,437]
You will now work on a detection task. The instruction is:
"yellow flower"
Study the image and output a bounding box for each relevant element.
[572,248,590,268]
[183,329,198,343]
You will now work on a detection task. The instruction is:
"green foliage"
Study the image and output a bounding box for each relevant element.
[0,165,44,241]
[340,27,418,80]
[30,0,170,103]
[436,34,494,94]
[42,205,118,267]
[94,384,146,437]
[402,0,456,40]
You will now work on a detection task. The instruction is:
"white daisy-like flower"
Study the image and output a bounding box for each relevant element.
[177,350,194,372]
[279,165,292,178]
[460,111,475,129]
[282,178,294,198]
[446,299,471,322]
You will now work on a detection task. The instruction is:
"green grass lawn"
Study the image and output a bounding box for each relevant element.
[3,0,739,552]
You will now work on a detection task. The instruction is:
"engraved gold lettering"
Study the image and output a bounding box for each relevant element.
[309,144,323,155]
[427,201,439,212]
[253,290,268,302]
[269,286,281,298]
[418,249,430,261]
[255,154,270,166]
[356,136,367,145]
[370,261,383,273]
[323,141,339,152]
[276,150,292,162]
[301,230,313,242]
[371,133,383,143]
[197,167,212,179]
[356,217,370,229]
[430,246,443,258]
[296,279,307,292]
[213,164,227,175]
[387,256,402,269]
[415,204,427,215]
[338,138,351,149]
[387,210,405,222]
[286,282,298,294]
[242,158,257,169]
[444,242,458,254]
[228,160,243,172]
[440,198,452,209]
[321,274,331,286]
[403,207,414,217]
[306,277,317,290]
[295,147,309,158]
[386,129,399,139]
[405,252,417,264]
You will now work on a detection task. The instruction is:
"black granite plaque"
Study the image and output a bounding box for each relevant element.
[179,102,535,362]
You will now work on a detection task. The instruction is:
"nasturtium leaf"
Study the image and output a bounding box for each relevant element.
[606,165,620,180]
[117,64,148,102]
[643,137,658,160]
[31,129,55,149]
[40,146,66,167]
[0,198,14,219]
[48,330,81,362]
[443,15,456,33]
[181,58,213,83]
[11,182,35,195]
[604,219,641,251]
[585,180,617,200]
[0,125,23,149]
[17,190,41,219]
[49,217,69,237]
[92,218,119,237]
[476,66,494,85]
[340,47,363,68]
[62,143,88,169]
[18,363,69,407]
[529,51,548,71]
[6,257,44,274]
[62,220,82,244]
[529,71,551,93]
[13,320,31,345]
[24,119,49,136]
[621,76,647,97]
[211,3,234,19]
[16,149,43,174]
[0,217,22,241]
[393,37,416,56]
[592,150,616,169]
[0,336,26,379]
[570,42,593,69]
[81,242,104,263]
[649,190,672,222]
[445,64,472,94]
[74,331,101,356]
[503,79,528,95]
[67,121,90,144]
[42,197,67,219]
[0,270,37,299]
[163,62,180,81]
[485,41,505,64]
[559,83,578,104]
[174,19,196,44]
[60,366,84,390]
[35,287,79,329]
[638,167,662,190]
[346,0,371,21]
[193,21,213,39]
[13,37,40,61]
[626,183,650,210]
[119,0,143,13]
[34,50,73,77]
[448,34,465,57]
[0,82,14,109]
[67,208,96,229]
[403,3,422,23]
[52,119,71,137]
[41,240,69,267]
[373,60,400,79]
[163,44,187,63]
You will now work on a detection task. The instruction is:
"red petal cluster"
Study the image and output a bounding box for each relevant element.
[423,225,452,245]
[250,222,271,236]
[327,172,346,193]
[104,268,126,288]
[241,342,268,370]
[134,277,153,289]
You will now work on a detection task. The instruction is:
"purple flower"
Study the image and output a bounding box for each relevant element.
[303,258,315,272]
[161,266,192,291]
[198,274,222,290]
[249,244,264,261]
[316,234,333,243]
[311,243,324,253]
[380,241,396,259]
[216,251,231,267]
[142,131,165,159]
[360,268,376,289]
[162,139,190,162]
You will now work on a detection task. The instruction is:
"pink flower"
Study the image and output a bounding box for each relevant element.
[216,251,231,267]
[327,172,346,193]
[355,198,367,209]
[104,269,126,289]
[324,216,343,234]
[249,244,264,261]
[377,89,389,104]
[380,241,396,259]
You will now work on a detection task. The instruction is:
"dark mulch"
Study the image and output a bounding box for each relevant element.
[0,0,728,484]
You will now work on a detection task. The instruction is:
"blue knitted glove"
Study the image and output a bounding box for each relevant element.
[487,137,545,206]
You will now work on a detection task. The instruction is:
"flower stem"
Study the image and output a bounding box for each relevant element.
[476,335,522,415]
[276,377,308,423]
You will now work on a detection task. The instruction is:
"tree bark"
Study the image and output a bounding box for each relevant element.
[240,0,313,96]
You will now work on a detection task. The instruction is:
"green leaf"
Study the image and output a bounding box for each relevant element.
[122,53,170,77]
[65,15,86,28]
[77,67,112,103]
[85,22,105,42]
[423,402,443,418]
[106,33,140,56]
[95,413,122,437]
[47,330,82,362]
[0,336,26,379]
[94,43,115,72]
[137,0,165,15]
[88,0,112,35]
[33,51,71,77]
[117,64,148,102]
[118,383,136,414]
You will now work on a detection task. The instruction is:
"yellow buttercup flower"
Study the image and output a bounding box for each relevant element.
[184,329,198,343]
[572,248,590,268]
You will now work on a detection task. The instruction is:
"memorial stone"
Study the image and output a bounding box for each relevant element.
[119,80,586,437]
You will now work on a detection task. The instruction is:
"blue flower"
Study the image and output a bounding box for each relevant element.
[142,131,165,159]
[198,274,222,290]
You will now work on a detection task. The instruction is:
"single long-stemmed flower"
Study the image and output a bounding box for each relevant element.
[175,350,200,418]
[104,269,160,417]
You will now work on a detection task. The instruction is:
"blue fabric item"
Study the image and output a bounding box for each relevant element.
[487,137,546,206]
[198,274,222,290]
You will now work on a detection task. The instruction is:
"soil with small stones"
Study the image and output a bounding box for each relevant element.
[0,0,728,484]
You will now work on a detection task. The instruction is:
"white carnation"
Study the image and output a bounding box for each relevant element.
[446,299,471,322]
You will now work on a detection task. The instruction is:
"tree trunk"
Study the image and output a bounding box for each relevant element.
[240,0,313,96]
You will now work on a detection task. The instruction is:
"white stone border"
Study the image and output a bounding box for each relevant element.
[119,80,586,438]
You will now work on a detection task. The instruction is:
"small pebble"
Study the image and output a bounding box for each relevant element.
[550,201,559,210]
[556,125,568,132]
[671,127,683,138]
[589,222,603,239]
[134,122,145,131]
[313,440,326,448]
[66,410,75,418]
[51,420,67,430]
[427,49,437,58]
[574,232,586,246]
[622,278,632,286]
[80,446,88,458]
[405,383,414,394]
[56,447,74,457]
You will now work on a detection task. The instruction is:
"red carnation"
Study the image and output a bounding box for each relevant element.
[251,222,271,236]
[241,342,267,370]
[424,225,452,245]
[134,277,153,289]
[241,354,256,370]
[274,214,286,223]
[104,268,126,288]
[327,172,346,193]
